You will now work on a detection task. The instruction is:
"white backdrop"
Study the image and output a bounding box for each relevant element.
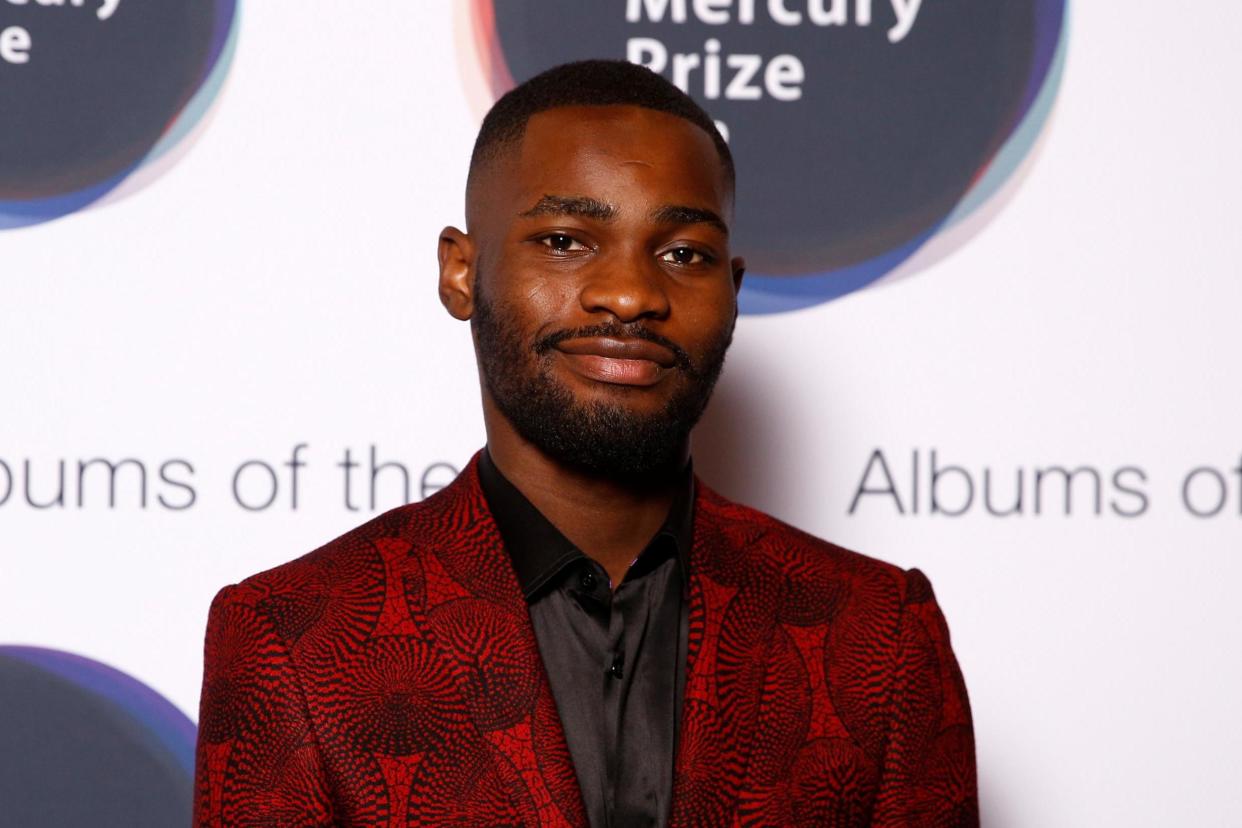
[2,2,1240,825]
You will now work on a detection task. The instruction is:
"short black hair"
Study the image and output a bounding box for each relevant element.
[468,59,734,194]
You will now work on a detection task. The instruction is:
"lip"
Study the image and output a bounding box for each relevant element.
[554,337,676,387]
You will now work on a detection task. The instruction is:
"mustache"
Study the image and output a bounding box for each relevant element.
[534,320,699,377]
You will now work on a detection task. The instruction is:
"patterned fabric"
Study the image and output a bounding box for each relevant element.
[194,449,977,827]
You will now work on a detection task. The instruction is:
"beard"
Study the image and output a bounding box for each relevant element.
[471,276,734,482]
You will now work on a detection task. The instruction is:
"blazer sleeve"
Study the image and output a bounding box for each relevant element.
[872,568,979,827]
[193,584,335,827]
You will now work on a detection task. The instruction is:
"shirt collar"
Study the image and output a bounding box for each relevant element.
[477,445,695,599]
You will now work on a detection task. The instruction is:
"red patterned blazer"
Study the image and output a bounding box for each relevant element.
[194,450,976,826]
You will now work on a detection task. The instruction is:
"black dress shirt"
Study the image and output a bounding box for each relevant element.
[477,447,695,828]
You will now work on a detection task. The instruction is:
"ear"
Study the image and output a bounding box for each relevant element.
[731,256,746,295]
[438,226,476,320]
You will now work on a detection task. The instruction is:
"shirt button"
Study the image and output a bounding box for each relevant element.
[579,569,597,591]
[609,653,624,679]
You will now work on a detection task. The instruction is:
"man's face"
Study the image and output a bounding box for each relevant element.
[451,105,743,480]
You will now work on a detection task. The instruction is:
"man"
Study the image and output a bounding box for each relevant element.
[194,60,977,827]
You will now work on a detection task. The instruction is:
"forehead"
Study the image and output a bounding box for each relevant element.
[506,105,731,214]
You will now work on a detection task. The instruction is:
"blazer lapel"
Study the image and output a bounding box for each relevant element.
[414,451,589,828]
[671,478,785,826]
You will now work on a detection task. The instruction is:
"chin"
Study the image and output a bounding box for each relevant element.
[572,379,670,402]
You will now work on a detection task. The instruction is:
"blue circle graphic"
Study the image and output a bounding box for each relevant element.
[0,1,240,230]
[0,645,196,827]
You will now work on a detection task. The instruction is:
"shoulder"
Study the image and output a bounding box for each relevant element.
[219,503,417,600]
[208,466,477,630]
[692,477,932,617]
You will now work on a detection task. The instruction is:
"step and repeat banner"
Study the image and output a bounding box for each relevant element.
[2,1,1239,825]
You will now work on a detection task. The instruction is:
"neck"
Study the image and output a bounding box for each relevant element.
[482,399,688,587]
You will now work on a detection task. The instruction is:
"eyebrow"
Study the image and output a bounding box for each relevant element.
[519,195,617,222]
[518,195,729,236]
[650,204,730,236]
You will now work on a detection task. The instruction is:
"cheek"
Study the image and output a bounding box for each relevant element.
[521,278,575,314]
[518,280,582,346]
[675,282,737,342]
[485,259,579,339]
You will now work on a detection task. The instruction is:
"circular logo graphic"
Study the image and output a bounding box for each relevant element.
[460,1,1067,314]
[0,0,239,230]
[0,646,196,826]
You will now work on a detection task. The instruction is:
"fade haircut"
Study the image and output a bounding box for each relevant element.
[467,59,735,199]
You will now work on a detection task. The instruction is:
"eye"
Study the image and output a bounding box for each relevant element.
[538,233,589,254]
[660,246,710,266]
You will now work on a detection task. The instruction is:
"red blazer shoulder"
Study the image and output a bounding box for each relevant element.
[195,461,589,826]
[669,479,977,826]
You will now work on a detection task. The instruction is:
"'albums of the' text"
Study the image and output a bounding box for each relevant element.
[1,444,1239,520]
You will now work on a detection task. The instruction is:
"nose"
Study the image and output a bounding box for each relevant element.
[577,249,671,323]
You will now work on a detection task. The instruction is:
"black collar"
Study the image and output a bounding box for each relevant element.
[477,446,695,599]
